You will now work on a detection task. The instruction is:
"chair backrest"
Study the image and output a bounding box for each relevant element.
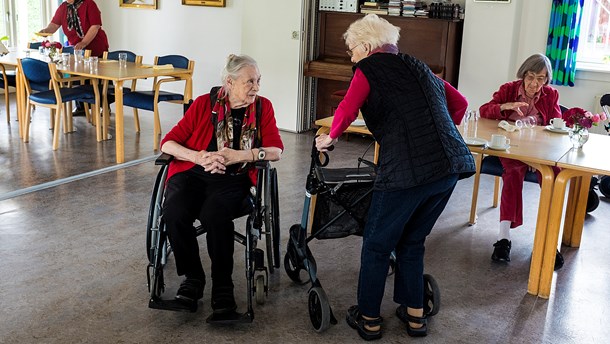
[61,46,74,55]
[19,58,51,92]
[28,42,43,50]
[156,55,190,69]
[104,50,138,62]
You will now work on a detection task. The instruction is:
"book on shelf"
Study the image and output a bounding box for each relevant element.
[363,1,380,6]
[361,8,389,15]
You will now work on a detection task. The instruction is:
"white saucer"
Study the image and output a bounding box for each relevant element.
[351,119,366,127]
[487,144,510,151]
[464,137,487,146]
[544,125,570,134]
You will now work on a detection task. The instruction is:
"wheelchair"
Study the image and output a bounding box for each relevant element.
[146,153,280,323]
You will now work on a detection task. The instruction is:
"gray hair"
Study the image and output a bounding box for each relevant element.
[220,54,259,89]
[343,14,400,51]
[516,53,553,85]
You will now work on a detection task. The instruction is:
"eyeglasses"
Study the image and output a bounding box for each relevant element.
[524,73,547,85]
[346,43,362,57]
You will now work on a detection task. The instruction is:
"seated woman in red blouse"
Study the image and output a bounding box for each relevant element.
[479,53,563,269]
[40,0,109,57]
[160,54,284,314]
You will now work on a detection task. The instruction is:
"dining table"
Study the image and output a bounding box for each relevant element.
[2,49,194,164]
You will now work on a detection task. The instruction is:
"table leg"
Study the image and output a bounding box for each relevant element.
[468,153,483,225]
[538,169,582,298]
[115,80,125,163]
[16,68,25,139]
[526,164,554,296]
[562,174,591,247]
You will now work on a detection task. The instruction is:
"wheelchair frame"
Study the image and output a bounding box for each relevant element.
[146,153,280,323]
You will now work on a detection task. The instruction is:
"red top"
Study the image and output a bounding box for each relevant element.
[52,0,109,57]
[479,80,561,125]
[330,67,468,139]
[160,93,284,185]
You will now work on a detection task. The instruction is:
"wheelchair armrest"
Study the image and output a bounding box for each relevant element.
[155,153,174,166]
[253,160,271,170]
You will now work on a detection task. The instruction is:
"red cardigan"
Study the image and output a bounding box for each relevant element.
[160,93,284,185]
[479,80,561,125]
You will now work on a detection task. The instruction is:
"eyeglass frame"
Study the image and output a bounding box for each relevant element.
[346,43,363,57]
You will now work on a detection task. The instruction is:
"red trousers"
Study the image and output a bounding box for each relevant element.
[499,158,560,228]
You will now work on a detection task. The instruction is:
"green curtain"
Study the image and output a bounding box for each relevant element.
[546,0,584,87]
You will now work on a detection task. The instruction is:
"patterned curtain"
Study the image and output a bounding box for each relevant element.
[546,0,584,87]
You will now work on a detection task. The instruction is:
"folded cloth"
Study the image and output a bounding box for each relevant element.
[140,64,174,70]
[498,120,520,132]
[99,60,118,64]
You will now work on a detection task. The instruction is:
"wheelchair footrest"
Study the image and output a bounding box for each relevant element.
[206,310,253,324]
[149,297,198,313]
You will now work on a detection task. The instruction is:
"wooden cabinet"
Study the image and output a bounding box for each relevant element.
[304,12,463,119]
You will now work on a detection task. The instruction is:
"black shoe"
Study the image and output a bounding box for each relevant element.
[554,250,564,271]
[72,108,86,117]
[175,278,204,303]
[345,305,383,341]
[491,239,511,262]
[211,287,237,314]
[396,305,428,337]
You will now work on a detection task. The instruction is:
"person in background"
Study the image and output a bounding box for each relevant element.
[479,53,564,270]
[160,54,283,314]
[39,0,109,116]
[316,14,475,340]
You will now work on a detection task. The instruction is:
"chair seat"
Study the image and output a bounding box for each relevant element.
[481,156,538,183]
[30,87,95,105]
[123,90,184,111]
[0,74,17,88]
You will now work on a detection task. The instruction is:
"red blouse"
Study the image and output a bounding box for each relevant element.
[52,0,109,57]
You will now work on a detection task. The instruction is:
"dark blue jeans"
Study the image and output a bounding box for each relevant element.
[357,174,458,318]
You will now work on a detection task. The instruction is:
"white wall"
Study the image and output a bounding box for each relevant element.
[97,0,300,131]
[459,0,610,135]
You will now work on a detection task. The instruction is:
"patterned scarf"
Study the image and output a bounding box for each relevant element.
[212,86,259,153]
[67,0,85,38]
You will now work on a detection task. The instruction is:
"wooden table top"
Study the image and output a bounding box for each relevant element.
[556,132,610,174]
[314,116,373,136]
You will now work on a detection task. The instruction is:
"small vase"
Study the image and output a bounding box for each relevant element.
[569,126,589,149]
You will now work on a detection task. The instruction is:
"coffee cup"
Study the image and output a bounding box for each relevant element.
[490,134,510,148]
[550,118,566,129]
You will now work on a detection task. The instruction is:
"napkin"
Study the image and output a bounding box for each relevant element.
[498,120,520,132]
[140,64,174,70]
[99,60,118,64]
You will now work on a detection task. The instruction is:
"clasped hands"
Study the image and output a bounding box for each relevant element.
[194,147,244,174]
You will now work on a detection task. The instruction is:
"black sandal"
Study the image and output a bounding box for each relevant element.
[346,305,383,341]
[396,305,428,337]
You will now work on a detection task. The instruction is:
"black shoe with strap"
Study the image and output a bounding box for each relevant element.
[175,278,205,303]
[491,239,511,262]
[211,286,237,314]
[346,305,383,341]
[396,305,428,337]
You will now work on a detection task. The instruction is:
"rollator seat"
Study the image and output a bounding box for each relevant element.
[315,166,376,184]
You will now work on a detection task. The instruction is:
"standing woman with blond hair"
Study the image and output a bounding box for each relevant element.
[316,14,474,340]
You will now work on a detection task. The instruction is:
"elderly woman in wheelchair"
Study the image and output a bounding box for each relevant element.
[148,54,283,320]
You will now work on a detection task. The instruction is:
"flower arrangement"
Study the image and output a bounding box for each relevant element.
[562,107,607,129]
[41,40,62,61]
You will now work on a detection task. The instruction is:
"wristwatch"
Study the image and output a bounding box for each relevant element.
[257,148,266,161]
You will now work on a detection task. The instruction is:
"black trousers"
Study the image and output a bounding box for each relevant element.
[163,168,250,291]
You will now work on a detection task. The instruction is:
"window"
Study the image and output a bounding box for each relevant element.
[577,0,610,69]
[0,0,58,48]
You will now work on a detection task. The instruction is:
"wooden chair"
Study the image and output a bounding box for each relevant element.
[18,58,99,149]
[122,55,194,150]
[0,63,16,122]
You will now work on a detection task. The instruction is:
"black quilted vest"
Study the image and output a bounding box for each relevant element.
[355,53,475,191]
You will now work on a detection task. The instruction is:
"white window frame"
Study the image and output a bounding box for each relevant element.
[1,0,58,48]
[577,0,610,72]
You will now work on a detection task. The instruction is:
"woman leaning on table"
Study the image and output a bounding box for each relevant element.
[479,53,564,269]
[315,14,475,341]
[39,0,109,57]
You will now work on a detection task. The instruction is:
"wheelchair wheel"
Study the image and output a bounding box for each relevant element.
[600,176,610,198]
[255,275,266,305]
[586,188,600,213]
[423,274,441,317]
[146,164,168,263]
[264,167,281,273]
[308,287,331,333]
[284,237,316,284]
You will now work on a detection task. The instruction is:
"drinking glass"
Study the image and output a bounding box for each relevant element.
[515,119,524,129]
[525,116,537,128]
[89,56,98,72]
[118,53,127,68]
[74,48,84,63]
[61,53,70,66]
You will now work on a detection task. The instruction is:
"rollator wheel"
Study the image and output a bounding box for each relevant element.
[308,287,331,333]
[423,274,441,317]
[599,176,610,198]
[284,239,315,284]
[255,275,266,305]
[586,188,600,213]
